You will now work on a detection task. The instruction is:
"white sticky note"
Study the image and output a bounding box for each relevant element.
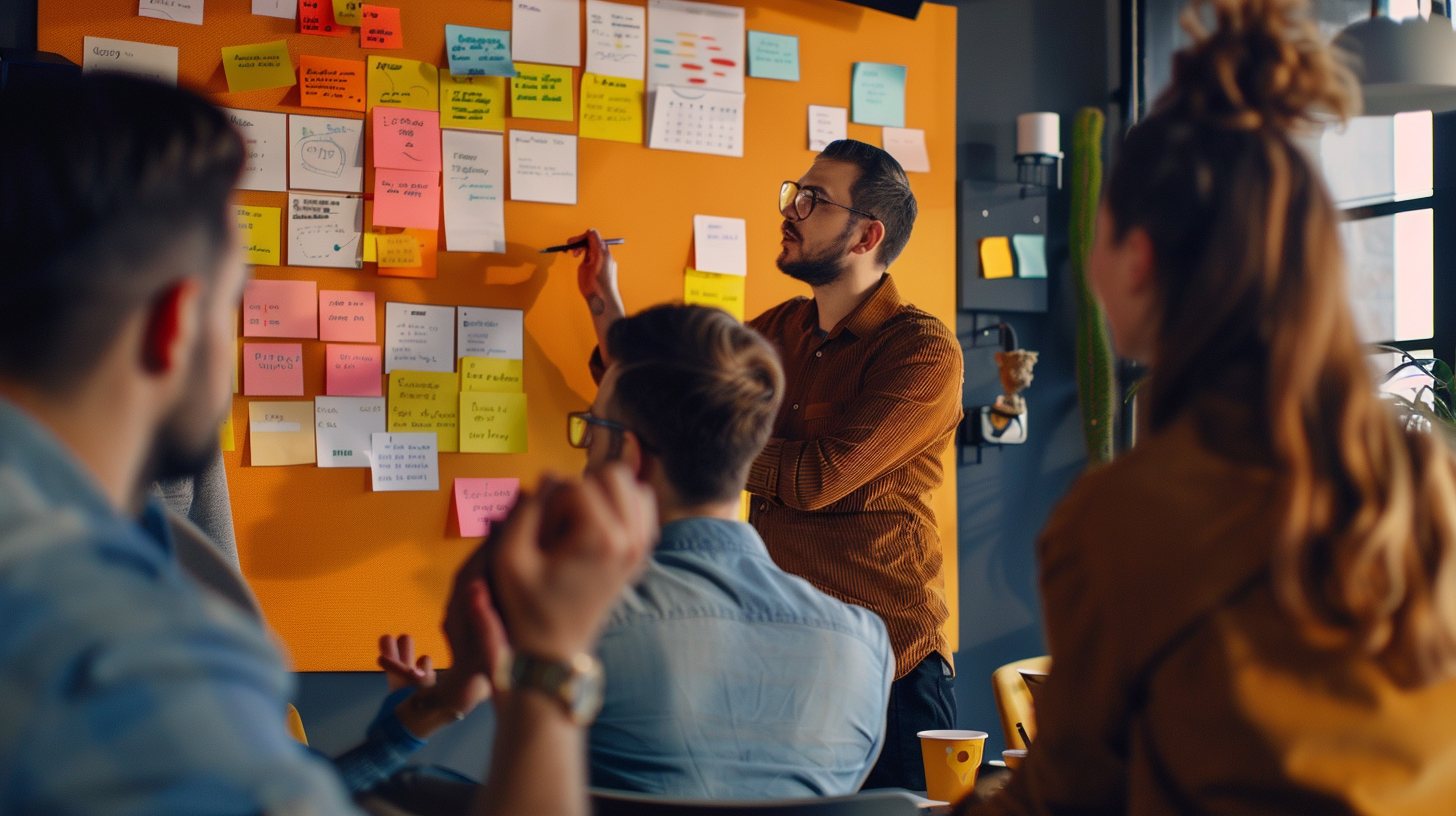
[809,105,847,152]
[83,37,179,86]
[315,396,386,467]
[289,114,365,193]
[442,130,506,253]
[586,0,646,80]
[371,432,440,492]
[288,193,363,268]
[252,0,295,18]
[646,0,744,94]
[385,302,456,373]
[458,306,524,360]
[693,215,747,276]
[882,127,930,173]
[139,0,203,24]
[648,86,744,158]
[509,131,578,205]
[513,0,581,67]
[221,108,288,192]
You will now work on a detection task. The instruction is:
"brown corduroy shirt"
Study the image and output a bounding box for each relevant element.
[745,274,964,679]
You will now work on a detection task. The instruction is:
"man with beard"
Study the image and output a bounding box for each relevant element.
[570,139,964,792]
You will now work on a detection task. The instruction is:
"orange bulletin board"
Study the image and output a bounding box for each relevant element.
[39,0,960,671]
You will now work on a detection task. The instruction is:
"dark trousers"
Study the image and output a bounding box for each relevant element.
[862,652,957,791]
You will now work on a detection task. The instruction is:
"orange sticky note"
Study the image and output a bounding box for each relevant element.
[300,0,348,36]
[243,279,318,338]
[242,343,305,396]
[980,236,1014,279]
[319,289,376,342]
[326,343,383,396]
[300,55,366,111]
[220,40,295,94]
[372,107,441,171]
[377,233,423,267]
[373,168,440,230]
[361,5,404,49]
[374,228,437,279]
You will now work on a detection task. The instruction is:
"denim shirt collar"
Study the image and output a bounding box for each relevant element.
[656,517,772,559]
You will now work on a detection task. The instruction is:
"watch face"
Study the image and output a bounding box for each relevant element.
[565,661,606,725]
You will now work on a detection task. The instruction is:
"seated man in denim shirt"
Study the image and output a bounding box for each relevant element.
[573,304,895,798]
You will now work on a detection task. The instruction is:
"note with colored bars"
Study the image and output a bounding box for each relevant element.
[445,24,514,76]
[290,115,365,193]
[580,74,643,143]
[236,205,281,265]
[460,392,528,453]
[83,36,178,86]
[243,279,316,338]
[315,396,385,467]
[319,290,376,342]
[368,56,439,111]
[288,193,363,268]
[300,55,366,111]
[221,40,295,94]
[684,268,745,320]
[511,64,574,121]
[457,306,523,360]
[250,401,315,466]
[222,108,287,192]
[439,72,507,130]
[454,477,521,537]
[371,432,439,491]
[384,302,455,373]
[442,131,506,253]
[326,344,382,396]
[461,357,524,393]
[646,0,745,93]
[243,343,304,395]
[389,370,460,452]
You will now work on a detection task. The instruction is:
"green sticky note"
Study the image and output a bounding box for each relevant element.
[1012,234,1047,279]
[851,62,905,128]
[748,32,799,82]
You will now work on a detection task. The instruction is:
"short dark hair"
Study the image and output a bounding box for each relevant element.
[0,74,244,392]
[606,305,784,505]
[816,139,917,266]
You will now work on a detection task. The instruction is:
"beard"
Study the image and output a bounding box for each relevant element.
[147,335,225,483]
[776,220,855,286]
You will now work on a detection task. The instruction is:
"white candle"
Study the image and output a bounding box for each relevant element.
[1017,112,1060,156]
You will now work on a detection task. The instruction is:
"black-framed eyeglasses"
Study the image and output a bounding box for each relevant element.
[779,181,877,222]
[567,411,632,449]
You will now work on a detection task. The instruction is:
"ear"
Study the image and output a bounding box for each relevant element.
[141,278,202,376]
[849,219,886,260]
[1122,226,1157,298]
[619,430,651,485]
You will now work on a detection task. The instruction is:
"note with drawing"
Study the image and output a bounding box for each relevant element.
[83,37,178,85]
[370,432,439,492]
[289,115,364,192]
[385,302,455,373]
[139,0,203,25]
[222,108,287,191]
[646,0,744,94]
[367,56,439,111]
[648,86,743,157]
[288,193,362,269]
[513,0,581,67]
[509,131,577,205]
[443,130,506,253]
[586,0,645,80]
[315,396,385,468]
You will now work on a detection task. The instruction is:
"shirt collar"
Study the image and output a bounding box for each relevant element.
[656,517,772,558]
[802,273,903,341]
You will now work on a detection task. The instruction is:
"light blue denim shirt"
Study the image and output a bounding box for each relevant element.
[590,517,894,799]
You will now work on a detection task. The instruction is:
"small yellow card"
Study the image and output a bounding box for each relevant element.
[388,370,460,452]
[511,63,573,122]
[980,236,1014,279]
[221,40,296,94]
[579,73,643,143]
[377,233,423,267]
[332,0,363,25]
[248,400,316,466]
[684,268,746,321]
[460,392,528,453]
[440,71,507,131]
[461,357,524,393]
[235,205,281,266]
[367,55,439,111]
[220,410,236,452]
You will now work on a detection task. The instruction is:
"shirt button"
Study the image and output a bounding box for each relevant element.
[792,403,800,410]
[815,351,823,357]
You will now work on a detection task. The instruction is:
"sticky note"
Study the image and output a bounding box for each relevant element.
[289,115,364,193]
[236,205,282,266]
[443,130,506,253]
[221,40,295,94]
[445,24,514,76]
[249,401,316,466]
[980,236,1014,279]
[852,62,906,128]
[579,73,643,143]
[223,108,288,192]
[882,127,930,173]
[454,477,520,537]
[300,0,348,36]
[243,343,305,395]
[371,432,439,491]
[315,396,385,467]
[509,131,577,205]
[373,169,440,230]
[361,5,403,49]
[461,357,524,393]
[326,343,383,396]
[511,64,574,121]
[319,290,376,342]
[748,31,798,81]
[808,105,847,152]
[83,36,178,86]
[253,0,295,18]
[367,55,439,111]
[389,370,459,452]
[243,279,317,338]
[458,306,524,360]
[220,411,236,452]
[460,392,528,453]
[300,55,366,111]
[289,193,363,268]
[362,232,378,262]
[372,228,438,279]
[439,72,507,130]
[513,0,581,67]
[372,107,441,171]
[332,0,362,25]
[139,0,203,26]
[385,302,454,373]
[693,215,747,277]
[684,268,745,321]
[585,0,645,81]
[1012,234,1048,279]
[377,233,423,267]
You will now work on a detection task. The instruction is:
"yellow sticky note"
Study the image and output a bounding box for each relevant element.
[221,40,296,94]
[235,205,281,266]
[511,63,574,122]
[440,71,507,131]
[248,401,316,466]
[980,236,1014,279]
[367,55,439,111]
[220,410,236,452]
[684,268,746,321]
[333,0,363,25]
[377,233,423,267]
[460,392,528,453]
[362,232,379,262]
[388,370,460,452]
[579,73,643,143]
[461,357,524,393]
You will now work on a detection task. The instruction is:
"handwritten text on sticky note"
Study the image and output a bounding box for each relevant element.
[326,343,383,397]
[389,370,460,452]
[373,168,441,230]
[243,343,305,395]
[236,205,282,265]
[221,40,295,93]
[300,55,366,111]
[371,432,439,491]
[454,477,520,537]
[243,279,317,338]
[459,391,528,453]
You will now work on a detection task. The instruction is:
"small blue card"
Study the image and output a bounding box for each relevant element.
[1012,234,1048,278]
[748,31,799,82]
[445,24,516,77]
[851,62,906,128]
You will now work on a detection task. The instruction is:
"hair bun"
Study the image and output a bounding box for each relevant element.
[1160,0,1360,133]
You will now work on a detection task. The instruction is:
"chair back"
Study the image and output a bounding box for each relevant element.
[590,789,922,816]
[991,656,1050,750]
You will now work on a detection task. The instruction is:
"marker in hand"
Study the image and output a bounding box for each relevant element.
[539,237,625,254]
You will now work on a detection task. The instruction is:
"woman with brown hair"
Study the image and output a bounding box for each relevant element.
[965,1,1456,813]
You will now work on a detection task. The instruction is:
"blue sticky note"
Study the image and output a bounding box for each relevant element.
[748,31,799,82]
[851,62,906,128]
[445,24,516,77]
[1012,234,1047,278]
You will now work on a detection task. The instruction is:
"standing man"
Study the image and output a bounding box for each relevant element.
[571,139,963,791]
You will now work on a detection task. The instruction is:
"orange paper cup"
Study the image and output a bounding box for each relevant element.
[1002,748,1027,770]
[918,729,987,803]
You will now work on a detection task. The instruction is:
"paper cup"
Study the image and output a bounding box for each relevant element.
[918,729,987,803]
[1002,749,1026,770]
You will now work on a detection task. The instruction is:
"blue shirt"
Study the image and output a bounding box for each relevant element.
[589,517,894,799]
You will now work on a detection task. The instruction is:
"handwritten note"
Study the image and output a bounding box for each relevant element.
[83,37,178,85]
[289,114,364,192]
[684,268,745,320]
[460,392,528,453]
[513,0,581,67]
[586,0,646,80]
[243,342,305,396]
[882,126,929,173]
[300,56,366,112]
[221,40,295,94]
[851,62,906,128]
[373,107,441,170]
[315,396,385,467]
[457,306,523,360]
[646,0,744,93]
[371,432,439,491]
[222,108,287,191]
[332,0,362,24]
[235,205,282,266]
[454,478,520,537]
[511,63,574,121]
[288,193,363,268]
[252,0,295,19]
[250,401,316,466]
[139,0,203,25]
[367,55,439,111]
[439,72,507,130]
[580,73,643,143]
[385,301,455,373]
[319,290,376,342]
[443,130,506,253]
[377,233,423,267]
[373,169,440,230]
[461,357,524,393]
[300,0,348,36]
[509,131,577,205]
[747,31,798,81]
[389,370,460,452]
[693,215,747,276]
[361,5,403,49]
[445,24,515,76]
[647,86,744,157]
[372,229,437,279]
[326,343,383,396]
[808,105,847,151]
[243,279,317,338]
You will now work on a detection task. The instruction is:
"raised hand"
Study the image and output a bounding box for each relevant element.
[565,228,627,364]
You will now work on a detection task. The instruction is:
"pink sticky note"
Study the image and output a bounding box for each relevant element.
[372,107,441,171]
[242,279,318,339]
[326,344,383,396]
[242,343,304,396]
[373,168,441,229]
[454,478,521,537]
[319,290,377,342]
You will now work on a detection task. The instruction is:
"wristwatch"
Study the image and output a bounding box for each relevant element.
[502,651,606,726]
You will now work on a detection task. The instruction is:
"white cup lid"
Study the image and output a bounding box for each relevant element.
[917,730,988,740]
